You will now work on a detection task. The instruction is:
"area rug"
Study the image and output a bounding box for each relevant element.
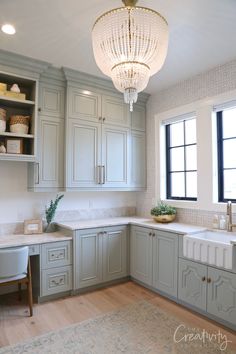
[0,301,234,354]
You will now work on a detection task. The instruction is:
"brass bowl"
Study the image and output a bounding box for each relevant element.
[152,214,176,223]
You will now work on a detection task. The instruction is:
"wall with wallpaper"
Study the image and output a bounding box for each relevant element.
[137,58,236,220]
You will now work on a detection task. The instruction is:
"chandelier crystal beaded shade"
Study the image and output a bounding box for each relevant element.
[92,0,169,111]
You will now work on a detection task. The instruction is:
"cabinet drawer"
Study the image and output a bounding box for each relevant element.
[29,244,40,256]
[41,241,72,269]
[41,266,72,296]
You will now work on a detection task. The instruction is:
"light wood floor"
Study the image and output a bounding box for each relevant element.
[0,281,235,350]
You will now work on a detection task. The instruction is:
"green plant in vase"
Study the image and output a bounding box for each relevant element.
[45,194,64,232]
[150,201,176,223]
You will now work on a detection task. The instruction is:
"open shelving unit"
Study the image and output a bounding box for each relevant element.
[0,71,37,162]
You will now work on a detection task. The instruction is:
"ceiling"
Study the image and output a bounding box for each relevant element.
[0,0,236,94]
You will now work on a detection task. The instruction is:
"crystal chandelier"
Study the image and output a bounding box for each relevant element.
[92,0,168,111]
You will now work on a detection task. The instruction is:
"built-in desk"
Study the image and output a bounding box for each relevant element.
[0,232,73,302]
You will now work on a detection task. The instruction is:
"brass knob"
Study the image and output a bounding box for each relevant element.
[149,232,152,236]
[103,117,105,122]
[152,233,155,237]
[38,107,41,112]
[207,278,211,283]
[202,276,206,282]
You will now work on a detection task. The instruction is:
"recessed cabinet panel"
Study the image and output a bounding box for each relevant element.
[68,87,101,122]
[130,227,152,286]
[76,229,103,289]
[102,125,129,187]
[39,84,64,117]
[153,232,178,297]
[207,267,236,326]
[103,226,127,281]
[102,95,130,127]
[178,258,207,311]
[67,119,101,188]
[130,131,146,188]
[131,105,146,131]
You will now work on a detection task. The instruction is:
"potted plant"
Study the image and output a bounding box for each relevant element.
[151,201,176,223]
[45,194,64,232]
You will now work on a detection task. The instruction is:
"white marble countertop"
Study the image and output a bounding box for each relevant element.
[0,231,72,249]
[57,217,207,235]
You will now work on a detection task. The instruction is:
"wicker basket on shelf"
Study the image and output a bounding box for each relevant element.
[10,115,30,134]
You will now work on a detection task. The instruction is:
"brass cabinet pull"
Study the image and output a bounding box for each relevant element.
[152,233,155,237]
[202,276,206,282]
[149,232,152,236]
[207,277,211,283]
[102,117,105,122]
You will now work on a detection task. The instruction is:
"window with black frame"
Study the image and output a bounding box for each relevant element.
[217,107,236,202]
[166,117,197,200]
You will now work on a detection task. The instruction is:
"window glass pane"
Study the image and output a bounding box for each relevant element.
[223,139,236,168]
[170,147,184,171]
[170,121,184,147]
[186,145,197,171]
[185,119,196,144]
[186,172,197,198]
[223,108,236,138]
[171,172,185,197]
[224,169,236,200]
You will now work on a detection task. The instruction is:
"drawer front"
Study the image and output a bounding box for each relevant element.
[29,244,40,256]
[41,241,72,269]
[41,266,72,296]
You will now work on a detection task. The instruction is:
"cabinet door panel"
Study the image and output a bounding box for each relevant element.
[207,267,236,326]
[102,95,130,127]
[67,119,101,188]
[75,229,103,289]
[130,227,152,286]
[178,258,207,311]
[153,232,178,297]
[39,83,64,117]
[68,87,101,122]
[130,131,146,188]
[102,125,129,187]
[38,116,64,188]
[103,226,127,281]
[131,105,146,131]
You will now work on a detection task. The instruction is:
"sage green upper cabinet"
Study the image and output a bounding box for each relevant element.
[28,69,65,191]
[66,119,102,188]
[68,86,101,122]
[39,82,65,117]
[101,125,129,188]
[131,104,146,131]
[130,130,146,189]
[102,94,130,127]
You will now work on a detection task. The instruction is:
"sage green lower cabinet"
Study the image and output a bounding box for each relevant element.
[178,258,207,311]
[130,226,153,286]
[153,231,178,297]
[75,228,103,289]
[40,240,73,297]
[75,225,128,290]
[130,226,178,297]
[207,267,236,326]
[103,226,128,281]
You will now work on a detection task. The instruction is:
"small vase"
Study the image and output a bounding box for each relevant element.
[44,223,56,233]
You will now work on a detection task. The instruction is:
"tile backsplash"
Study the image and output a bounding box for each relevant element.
[0,206,136,236]
[176,208,236,229]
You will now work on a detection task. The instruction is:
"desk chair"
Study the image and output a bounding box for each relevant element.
[0,246,33,316]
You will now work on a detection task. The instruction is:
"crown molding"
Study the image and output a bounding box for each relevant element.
[40,66,66,86]
[0,49,50,79]
[63,67,149,104]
